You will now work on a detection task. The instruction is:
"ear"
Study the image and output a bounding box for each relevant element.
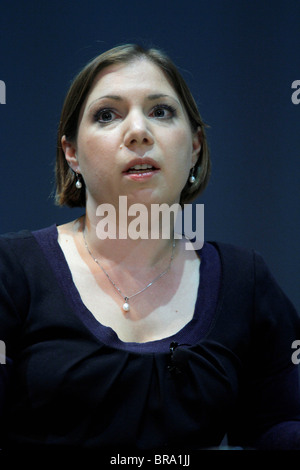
[191,127,202,167]
[61,135,81,173]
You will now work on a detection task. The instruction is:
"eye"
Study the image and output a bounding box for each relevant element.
[150,104,177,119]
[94,108,119,123]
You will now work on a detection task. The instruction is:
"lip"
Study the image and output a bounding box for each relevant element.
[123,169,160,182]
[122,157,160,174]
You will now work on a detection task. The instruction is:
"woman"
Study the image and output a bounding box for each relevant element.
[0,44,299,451]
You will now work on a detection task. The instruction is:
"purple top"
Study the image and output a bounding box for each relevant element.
[1,226,300,450]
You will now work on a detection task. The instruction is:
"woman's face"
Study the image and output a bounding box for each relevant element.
[63,58,201,209]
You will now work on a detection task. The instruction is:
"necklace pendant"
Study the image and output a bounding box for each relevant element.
[123,297,130,312]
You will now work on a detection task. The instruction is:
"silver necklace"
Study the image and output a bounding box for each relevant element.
[82,230,176,312]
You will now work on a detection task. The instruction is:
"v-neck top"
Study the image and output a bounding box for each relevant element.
[32,224,221,352]
[0,225,300,451]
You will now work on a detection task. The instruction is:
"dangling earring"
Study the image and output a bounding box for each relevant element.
[189,167,196,184]
[75,172,82,189]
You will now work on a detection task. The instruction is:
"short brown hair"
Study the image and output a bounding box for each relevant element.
[55,44,211,207]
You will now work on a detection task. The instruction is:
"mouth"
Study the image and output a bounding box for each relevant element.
[122,158,160,179]
[126,163,157,174]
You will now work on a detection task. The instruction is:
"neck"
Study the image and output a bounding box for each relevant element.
[76,213,176,272]
[79,195,182,270]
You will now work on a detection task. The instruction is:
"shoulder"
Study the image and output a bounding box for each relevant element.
[0,225,60,315]
[0,225,57,269]
[204,240,292,304]
[202,240,298,321]
[0,224,56,245]
[205,240,274,279]
[203,240,259,281]
[0,228,33,242]
[0,229,36,263]
[207,240,256,262]
[209,239,299,326]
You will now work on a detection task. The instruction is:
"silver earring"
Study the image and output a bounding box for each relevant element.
[75,172,82,189]
[189,167,196,184]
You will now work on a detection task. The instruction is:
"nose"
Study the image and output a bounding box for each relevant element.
[123,110,154,149]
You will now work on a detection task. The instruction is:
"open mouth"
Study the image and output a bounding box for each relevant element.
[126,164,157,174]
[122,158,160,180]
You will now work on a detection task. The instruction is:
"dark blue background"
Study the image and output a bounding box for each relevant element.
[0,0,299,311]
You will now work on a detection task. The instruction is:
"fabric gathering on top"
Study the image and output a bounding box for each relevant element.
[0,225,300,450]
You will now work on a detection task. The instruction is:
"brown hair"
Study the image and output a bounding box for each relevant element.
[55,44,211,207]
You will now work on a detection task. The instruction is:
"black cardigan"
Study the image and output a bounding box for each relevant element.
[0,225,299,450]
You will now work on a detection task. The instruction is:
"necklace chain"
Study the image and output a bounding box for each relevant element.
[82,229,176,312]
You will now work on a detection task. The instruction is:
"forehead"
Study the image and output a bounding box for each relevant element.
[86,58,178,104]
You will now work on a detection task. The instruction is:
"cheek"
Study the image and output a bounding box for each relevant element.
[165,128,193,167]
[77,131,116,168]
[165,130,194,191]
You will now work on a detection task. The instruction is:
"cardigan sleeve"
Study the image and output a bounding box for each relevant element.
[0,233,31,420]
[227,250,300,450]
[0,233,30,347]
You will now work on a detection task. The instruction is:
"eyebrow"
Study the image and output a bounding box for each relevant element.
[88,93,180,109]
